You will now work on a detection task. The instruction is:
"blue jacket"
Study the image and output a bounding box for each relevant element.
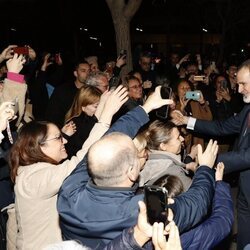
[194,104,250,204]
[58,106,149,249]
[181,181,234,250]
[58,106,215,249]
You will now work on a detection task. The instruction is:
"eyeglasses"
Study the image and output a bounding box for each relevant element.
[129,84,143,90]
[42,134,63,143]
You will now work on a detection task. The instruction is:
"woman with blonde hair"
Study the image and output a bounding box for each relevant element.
[139,120,196,191]
[64,85,102,158]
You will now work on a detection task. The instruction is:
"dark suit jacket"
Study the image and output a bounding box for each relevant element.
[193,104,250,203]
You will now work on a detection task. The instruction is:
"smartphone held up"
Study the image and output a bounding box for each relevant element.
[156,86,172,119]
[144,185,168,226]
[13,47,29,55]
[119,49,127,58]
[185,91,201,101]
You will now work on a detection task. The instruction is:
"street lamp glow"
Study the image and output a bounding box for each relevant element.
[202,28,208,32]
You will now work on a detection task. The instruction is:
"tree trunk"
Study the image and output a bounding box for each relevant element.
[106,0,142,76]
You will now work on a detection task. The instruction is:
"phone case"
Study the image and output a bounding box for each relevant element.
[144,185,168,225]
[13,47,29,55]
[185,91,201,100]
[156,86,172,119]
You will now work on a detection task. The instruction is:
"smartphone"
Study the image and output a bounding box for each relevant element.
[221,80,228,90]
[193,75,205,81]
[13,47,29,55]
[156,86,172,119]
[119,49,127,58]
[185,91,201,100]
[144,185,168,226]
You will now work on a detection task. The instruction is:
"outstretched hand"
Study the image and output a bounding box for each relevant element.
[104,85,128,115]
[197,139,218,168]
[142,86,173,114]
[98,85,128,124]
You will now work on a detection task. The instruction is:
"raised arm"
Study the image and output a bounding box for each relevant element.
[170,140,218,233]
[181,163,234,249]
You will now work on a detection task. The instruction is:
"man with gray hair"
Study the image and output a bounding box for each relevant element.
[86,71,109,93]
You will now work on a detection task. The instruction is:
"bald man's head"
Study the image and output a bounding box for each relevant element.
[88,132,140,187]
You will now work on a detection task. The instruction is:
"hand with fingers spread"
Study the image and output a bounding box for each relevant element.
[0,45,17,63]
[215,162,224,181]
[197,139,218,168]
[6,54,26,73]
[0,101,16,131]
[142,86,173,114]
[152,221,182,250]
[99,85,128,124]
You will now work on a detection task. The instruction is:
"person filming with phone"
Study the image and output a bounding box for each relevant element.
[172,79,212,153]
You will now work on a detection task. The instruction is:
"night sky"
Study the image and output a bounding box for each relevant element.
[1,0,250,59]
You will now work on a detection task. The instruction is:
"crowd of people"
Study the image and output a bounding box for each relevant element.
[0,44,249,250]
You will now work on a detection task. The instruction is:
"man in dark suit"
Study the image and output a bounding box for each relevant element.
[172,59,250,250]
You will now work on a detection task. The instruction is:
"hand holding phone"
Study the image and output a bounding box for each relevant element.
[156,86,172,119]
[144,185,168,226]
[119,49,127,59]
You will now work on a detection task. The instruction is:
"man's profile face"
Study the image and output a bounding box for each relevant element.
[237,67,250,103]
